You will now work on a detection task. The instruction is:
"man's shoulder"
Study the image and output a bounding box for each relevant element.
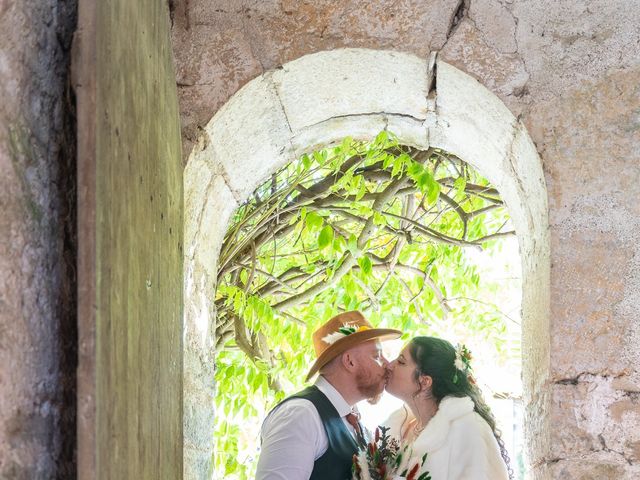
[265,396,320,424]
[261,396,324,440]
[274,396,318,413]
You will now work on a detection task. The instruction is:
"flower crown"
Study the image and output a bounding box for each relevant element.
[453,343,473,384]
[321,323,371,345]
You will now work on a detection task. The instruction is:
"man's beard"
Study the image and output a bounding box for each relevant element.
[355,368,385,405]
[366,391,383,405]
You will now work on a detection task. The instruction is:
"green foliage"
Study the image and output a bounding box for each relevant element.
[214,132,519,478]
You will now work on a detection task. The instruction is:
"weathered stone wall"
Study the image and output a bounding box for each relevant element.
[0,0,77,478]
[172,0,640,478]
[0,0,637,478]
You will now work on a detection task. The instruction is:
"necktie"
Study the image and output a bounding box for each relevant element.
[346,412,366,445]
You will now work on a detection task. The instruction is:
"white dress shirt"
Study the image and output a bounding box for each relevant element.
[255,376,360,480]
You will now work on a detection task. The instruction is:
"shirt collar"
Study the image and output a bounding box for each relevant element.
[314,375,356,417]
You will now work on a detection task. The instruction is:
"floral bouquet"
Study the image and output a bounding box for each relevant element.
[352,426,431,480]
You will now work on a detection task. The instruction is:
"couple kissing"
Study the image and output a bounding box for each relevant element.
[255,310,512,480]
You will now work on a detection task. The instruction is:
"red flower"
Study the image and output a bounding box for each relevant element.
[352,454,361,474]
[406,463,420,480]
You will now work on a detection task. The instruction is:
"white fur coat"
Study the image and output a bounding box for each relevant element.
[382,396,510,480]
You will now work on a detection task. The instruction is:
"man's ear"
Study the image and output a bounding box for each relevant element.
[341,350,357,372]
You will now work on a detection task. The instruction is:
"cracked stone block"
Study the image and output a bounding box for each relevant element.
[429,60,517,193]
[203,73,294,201]
[183,261,217,477]
[512,0,640,101]
[186,172,238,269]
[440,19,528,113]
[551,382,604,456]
[467,0,518,55]
[550,456,635,480]
[184,149,215,259]
[385,115,430,150]
[234,0,456,70]
[612,376,640,393]
[272,48,429,132]
[550,375,640,468]
[550,230,633,378]
[507,121,548,237]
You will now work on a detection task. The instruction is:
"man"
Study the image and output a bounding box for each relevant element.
[255,310,401,480]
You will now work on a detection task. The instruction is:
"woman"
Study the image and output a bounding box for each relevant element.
[383,337,512,480]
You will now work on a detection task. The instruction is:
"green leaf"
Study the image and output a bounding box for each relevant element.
[288,212,300,225]
[305,211,324,231]
[391,157,404,178]
[430,265,439,282]
[341,136,353,151]
[454,176,467,194]
[355,176,367,201]
[374,130,388,145]
[408,160,424,178]
[398,153,412,169]
[341,293,352,308]
[317,225,334,249]
[372,211,387,226]
[233,289,245,313]
[301,154,312,169]
[358,256,373,275]
[303,263,317,274]
[313,150,326,164]
[332,235,346,253]
[347,234,359,255]
[426,177,441,205]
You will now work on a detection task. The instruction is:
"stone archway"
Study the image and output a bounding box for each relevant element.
[183,48,550,479]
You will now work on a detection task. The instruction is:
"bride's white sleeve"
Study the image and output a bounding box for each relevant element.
[449,414,508,480]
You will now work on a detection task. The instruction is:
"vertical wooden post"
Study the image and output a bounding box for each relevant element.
[75,0,183,477]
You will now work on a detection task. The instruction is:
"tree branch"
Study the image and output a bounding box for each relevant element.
[271,176,409,312]
[382,210,483,249]
[446,296,520,326]
[438,191,468,239]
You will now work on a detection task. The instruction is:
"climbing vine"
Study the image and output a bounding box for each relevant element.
[214,132,519,478]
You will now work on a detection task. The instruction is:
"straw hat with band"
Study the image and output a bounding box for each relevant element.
[306,310,402,381]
